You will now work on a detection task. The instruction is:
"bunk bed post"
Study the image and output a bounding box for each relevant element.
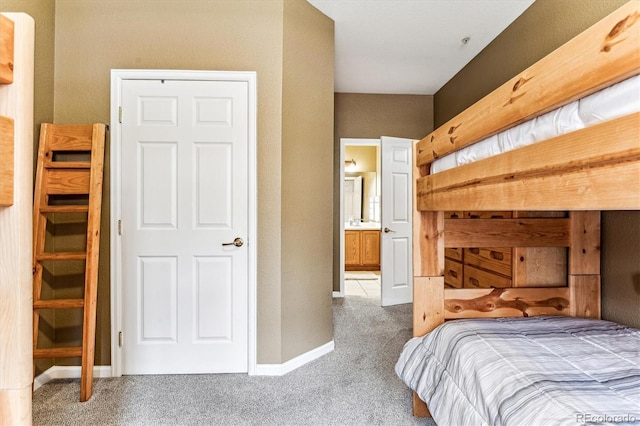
[411,141,444,417]
[568,211,601,319]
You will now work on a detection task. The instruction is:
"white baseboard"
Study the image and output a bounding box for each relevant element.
[34,365,113,391]
[332,291,343,298]
[34,341,334,383]
[254,340,334,376]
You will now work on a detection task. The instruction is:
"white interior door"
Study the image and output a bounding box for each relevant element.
[380,136,413,306]
[120,78,249,374]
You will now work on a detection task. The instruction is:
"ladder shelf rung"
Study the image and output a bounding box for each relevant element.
[44,161,91,169]
[39,205,89,213]
[34,347,83,359]
[34,298,85,310]
[36,252,87,261]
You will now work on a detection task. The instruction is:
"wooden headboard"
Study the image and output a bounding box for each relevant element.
[411,1,639,416]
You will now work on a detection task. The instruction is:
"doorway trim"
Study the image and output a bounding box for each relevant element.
[109,69,258,376]
[337,138,380,298]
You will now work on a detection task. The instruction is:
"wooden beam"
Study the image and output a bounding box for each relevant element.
[413,141,444,277]
[569,275,601,319]
[444,287,571,318]
[413,277,444,337]
[417,113,640,211]
[0,387,31,425]
[0,15,14,84]
[444,218,570,248]
[0,115,13,206]
[569,211,601,275]
[413,211,444,276]
[416,1,640,167]
[413,393,431,418]
[0,13,34,425]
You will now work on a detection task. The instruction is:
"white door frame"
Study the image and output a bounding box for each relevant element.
[336,138,380,298]
[109,69,258,376]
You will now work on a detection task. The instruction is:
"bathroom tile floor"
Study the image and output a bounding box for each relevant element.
[344,271,381,299]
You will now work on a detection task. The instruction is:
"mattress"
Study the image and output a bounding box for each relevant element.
[395,316,640,426]
[431,74,640,174]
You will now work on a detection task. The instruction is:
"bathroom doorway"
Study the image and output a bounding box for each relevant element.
[338,137,414,306]
[341,139,382,300]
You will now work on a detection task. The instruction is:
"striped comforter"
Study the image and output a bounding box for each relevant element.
[395,316,640,425]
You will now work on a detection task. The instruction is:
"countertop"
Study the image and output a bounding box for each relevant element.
[345,222,381,231]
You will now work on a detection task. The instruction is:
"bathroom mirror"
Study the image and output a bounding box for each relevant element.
[344,171,378,223]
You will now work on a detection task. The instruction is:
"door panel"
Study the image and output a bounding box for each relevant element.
[139,256,178,341]
[138,142,177,228]
[381,137,413,306]
[121,79,248,374]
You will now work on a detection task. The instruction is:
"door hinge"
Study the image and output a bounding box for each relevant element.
[118,219,122,236]
[118,106,122,123]
[118,331,123,347]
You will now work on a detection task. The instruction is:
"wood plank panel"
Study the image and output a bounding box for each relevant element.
[413,393,431,418]
[423,162,640,211]
[45,123,95,151]
[0,387,31,425]
[569,275,601,319]
[0,115,13,206]
[444,259,463,288]
[413,211,444,276]
[416,1,640,167]
[512,211,567,288]
[417,113,640,211]
[569,211,601,275]
[0,15,14,84]
[464,247,511,276]
[413,141,444,277]
[45,169,91,194]
[413,277,444,337]
[463,265,512,289]
[444,287,571,318]
[444,218,570,248]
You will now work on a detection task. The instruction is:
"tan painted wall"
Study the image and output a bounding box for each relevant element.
[345,146,377,173]
[281,0,334,361]
[602,212,640,327]
[434,0,639,328]
[47,0,333,366]
[333,93,433,291]
[434,0,629,125]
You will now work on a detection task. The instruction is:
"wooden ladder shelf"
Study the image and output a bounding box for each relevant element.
[32,123,106,402]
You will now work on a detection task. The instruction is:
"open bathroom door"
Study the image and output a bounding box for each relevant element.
[380,136,414,307]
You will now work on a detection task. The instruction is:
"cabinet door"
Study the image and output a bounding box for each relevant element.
[345,231,361,266]
[361,230,380,267]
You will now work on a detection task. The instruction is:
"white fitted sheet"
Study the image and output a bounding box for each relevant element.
[431,74,640,174]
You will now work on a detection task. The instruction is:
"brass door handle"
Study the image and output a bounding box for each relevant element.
[383,227,395,233]
[222,237,244,247]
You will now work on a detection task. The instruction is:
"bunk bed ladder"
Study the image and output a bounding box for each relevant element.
[32,123,106,402]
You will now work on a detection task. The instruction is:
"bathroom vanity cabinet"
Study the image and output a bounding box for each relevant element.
[345,229,380,271]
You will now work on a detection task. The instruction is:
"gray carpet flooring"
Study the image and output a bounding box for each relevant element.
[33,296,436,426]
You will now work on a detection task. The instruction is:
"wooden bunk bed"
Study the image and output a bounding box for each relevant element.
[398,1,640,423]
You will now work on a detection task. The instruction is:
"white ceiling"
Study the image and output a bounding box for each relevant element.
[306,0,535,95]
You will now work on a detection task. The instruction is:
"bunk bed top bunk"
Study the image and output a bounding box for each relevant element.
[396,1,640,424]
[414,0,639,212]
